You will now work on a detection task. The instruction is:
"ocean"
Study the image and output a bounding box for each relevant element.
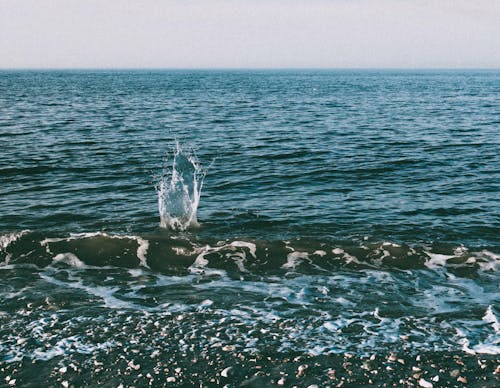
[0,70,499,386]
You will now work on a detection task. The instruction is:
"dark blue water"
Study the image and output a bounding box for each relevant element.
[1,70,499,386]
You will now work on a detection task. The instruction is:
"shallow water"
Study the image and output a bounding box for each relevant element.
[0,70,499,386]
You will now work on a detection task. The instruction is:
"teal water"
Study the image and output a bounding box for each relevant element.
[0,70,499,386]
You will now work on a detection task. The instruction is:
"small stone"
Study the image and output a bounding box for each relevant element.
[388,353,397,362]
[450,369,460,378]
[150,350,160,358]
[416,355,421,361]
[418,378,433,388]
[61,382,69,388]
[166,376,176,383]
[307,385,319,388]
[277,377,286,385]
[297,364,308,377]
[412,367,421,372]
[397,358,405,365]
[59,366,67,374]
[8,380,16,386]
[457,376,467,384]
[221,367,233,378]
[174,368,181,374]
[431,376,439,382]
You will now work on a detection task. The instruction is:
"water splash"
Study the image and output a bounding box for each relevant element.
[157,144,206,231]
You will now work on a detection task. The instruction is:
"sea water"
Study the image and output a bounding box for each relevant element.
[0,70,499,386]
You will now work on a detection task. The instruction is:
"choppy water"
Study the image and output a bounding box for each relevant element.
[1,70,499,386]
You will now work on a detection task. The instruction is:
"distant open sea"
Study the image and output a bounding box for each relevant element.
[1,70,499,386]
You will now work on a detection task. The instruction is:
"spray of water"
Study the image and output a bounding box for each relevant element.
[156,143,206,231]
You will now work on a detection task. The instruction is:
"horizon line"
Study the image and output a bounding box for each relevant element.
[1,67,499,72]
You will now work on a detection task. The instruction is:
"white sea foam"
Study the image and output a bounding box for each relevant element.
[476,250,500,272]
[52,253,85,268]
[483,305,499,333]
[282,251,309,270]
[189,240,257,273]
[42,232,150,268]
[0,230,29,264]
[424,253,454,269]
[39,272,142,310]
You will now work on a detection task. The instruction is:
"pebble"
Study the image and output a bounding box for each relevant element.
[450,369,460,378]
[61,381,68,388]
[297,364,308,377]
[418,378,433,388]
[221,367,233,378]
[327,369,336,379]
[166,376,176,382]
[59,366,67,374]
[277,377,286,385]
[457,376,467,383]
[130,362,140,370]
[307,385,319,388]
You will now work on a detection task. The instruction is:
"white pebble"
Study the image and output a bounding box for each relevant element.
[166,376,176,383]
[221,367,232,378]
[59,366,67,374]
[418,378,433,388]
[61,381,69,388]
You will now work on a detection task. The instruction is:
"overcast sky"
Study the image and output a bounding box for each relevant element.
[1,0,499,69]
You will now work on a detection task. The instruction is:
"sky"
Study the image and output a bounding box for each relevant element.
[0,0,499,69]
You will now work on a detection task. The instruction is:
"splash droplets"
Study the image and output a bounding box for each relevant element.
[157,143,206,231]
